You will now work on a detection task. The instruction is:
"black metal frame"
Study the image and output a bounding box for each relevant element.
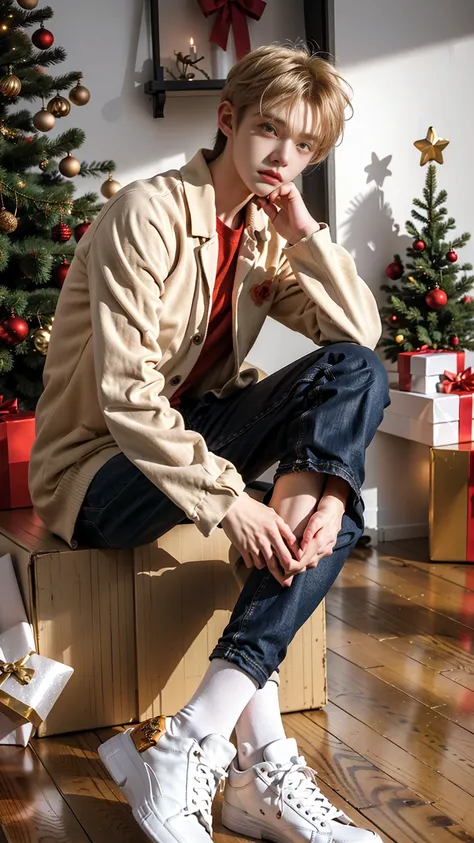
[302,0,335,228]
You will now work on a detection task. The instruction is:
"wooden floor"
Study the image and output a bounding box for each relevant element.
[2,537,474,842]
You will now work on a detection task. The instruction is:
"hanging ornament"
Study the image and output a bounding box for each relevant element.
[74,221,90,241]
[0,66,21,98]
[47,92,70,118]
[386,314,399,325]
[425,287,448,310]
[39,158,49,171]
[412,239,425,252]
[33,326,50,354]
[385,260,404,280]
[450,335,460,347]
[101,173,122,199]
[69,76,90,106]
[1,314,28,345]
[33,101,55,132]
[446,249,458,263]
[31,23,54,50]
[59,152,81,177]
[463,296,472,304]
[52,258,70,288]
[395,334,405,344]
[0,189,18,233]
[413,126,450,166]
[51,220,71,242]
[17,0,39,7]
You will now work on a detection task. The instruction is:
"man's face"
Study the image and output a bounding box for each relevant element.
[230,99,317,197]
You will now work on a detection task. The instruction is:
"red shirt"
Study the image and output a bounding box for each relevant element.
[170,215,244,407]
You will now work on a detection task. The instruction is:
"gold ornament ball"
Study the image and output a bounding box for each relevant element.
[395,334,405,344]
[39,158,49,171]
[33,327,51,355]
[59,152,81,178]
[0,72,21,97]
[17,179,25,188]
[69,81,90,106]
[17,0,39,8]
[47,94,71,118]
[33,107,55,132]
[0,210,18,233]
[101,174,122,199]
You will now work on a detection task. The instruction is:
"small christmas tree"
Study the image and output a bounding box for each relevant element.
[380,155,474,363]
[0,0,121,408]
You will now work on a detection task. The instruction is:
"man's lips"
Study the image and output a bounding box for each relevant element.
[258,170,282,183]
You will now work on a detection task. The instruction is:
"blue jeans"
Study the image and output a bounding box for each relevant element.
[74,342,390,687]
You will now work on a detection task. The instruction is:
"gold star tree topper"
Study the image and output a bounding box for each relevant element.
[414,126,450,166]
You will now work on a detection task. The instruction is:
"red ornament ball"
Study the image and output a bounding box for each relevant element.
[51,222,71,243]
[463,295,472,304]
[412,240,425,252]
[52,259,70,288]
[74,221,90,242]
[385,261,404,280]
[1,315,29,344]
[446,249,458,263]
[31,26,54,50]
[425,288,448,310]
[450,335,460,346]
[386,314,398,325]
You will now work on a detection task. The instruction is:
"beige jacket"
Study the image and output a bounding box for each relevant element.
[29,149,382,546]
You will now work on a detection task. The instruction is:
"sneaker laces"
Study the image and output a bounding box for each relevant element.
[186,746,229,834]
[267,755,344,823]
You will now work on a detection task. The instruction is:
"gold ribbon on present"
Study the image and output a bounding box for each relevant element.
[0,653,36,687]
[440,367,474,393]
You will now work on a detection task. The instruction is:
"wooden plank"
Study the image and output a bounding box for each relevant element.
[0,744,90,842]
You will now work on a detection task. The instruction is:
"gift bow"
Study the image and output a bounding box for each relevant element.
[0,395,18,415]
[197,0,267,60]
[0,653,35,687]
[441,368,474,394]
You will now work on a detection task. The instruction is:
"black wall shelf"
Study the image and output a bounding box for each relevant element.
[145,0,225,117]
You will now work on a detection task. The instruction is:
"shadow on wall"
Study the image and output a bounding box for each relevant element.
[337,0,474,66]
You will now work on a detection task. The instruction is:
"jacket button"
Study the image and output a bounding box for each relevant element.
[192,333,203,345]
[170,375,181,386]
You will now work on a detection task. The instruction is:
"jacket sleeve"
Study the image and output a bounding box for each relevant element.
[86,192,245,537]
[268,225,382,350]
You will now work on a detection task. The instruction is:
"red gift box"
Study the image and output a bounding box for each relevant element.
[0,397,35,510]
[398,349,466,391]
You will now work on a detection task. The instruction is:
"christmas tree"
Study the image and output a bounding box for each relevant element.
[0,0,120,408]
[379,131,474,363]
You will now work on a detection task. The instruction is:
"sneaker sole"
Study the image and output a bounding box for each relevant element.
[98,730,179,843]
[222,802,289,843]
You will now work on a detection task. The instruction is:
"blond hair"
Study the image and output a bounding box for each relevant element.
[213,44,352,164]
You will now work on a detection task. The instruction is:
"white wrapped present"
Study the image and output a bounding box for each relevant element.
[0,553,73,744]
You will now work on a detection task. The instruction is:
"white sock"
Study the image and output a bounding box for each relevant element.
[169,658,259,743]
[235,677,287,770]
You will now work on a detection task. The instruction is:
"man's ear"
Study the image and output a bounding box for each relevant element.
[217,100,234,139]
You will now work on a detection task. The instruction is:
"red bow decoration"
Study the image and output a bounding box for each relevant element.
[440,368,474,394]
[0,396,19,415]
[197,0,267,60]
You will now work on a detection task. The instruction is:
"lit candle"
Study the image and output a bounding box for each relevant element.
[189,37,197,59]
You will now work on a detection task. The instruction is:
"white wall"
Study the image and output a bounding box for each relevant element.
[49,0,474,537]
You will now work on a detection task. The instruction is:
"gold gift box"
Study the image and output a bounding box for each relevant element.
[430,443,474,561]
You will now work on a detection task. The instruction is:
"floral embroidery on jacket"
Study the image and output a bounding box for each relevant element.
[250,280,273,306]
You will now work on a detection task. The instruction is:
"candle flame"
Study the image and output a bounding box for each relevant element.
[190,37,194,46]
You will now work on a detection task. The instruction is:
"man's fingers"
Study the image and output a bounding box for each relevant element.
[276,517,301,559]
[242,550,253,569]
[267,554,293,587]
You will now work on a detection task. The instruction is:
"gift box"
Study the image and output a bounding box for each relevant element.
[0,552,73,744]
[379,388,474,446]
[429,443,474,561]
[0,397,35,509]
[398,350,474,393]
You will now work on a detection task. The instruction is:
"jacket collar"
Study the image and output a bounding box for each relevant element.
[179,148,269,242]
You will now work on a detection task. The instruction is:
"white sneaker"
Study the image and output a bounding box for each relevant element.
[98,715,236,843]
[222,737,383,843]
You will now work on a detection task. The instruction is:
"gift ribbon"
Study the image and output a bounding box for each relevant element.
[197,0,267,60]
[0,653,36,687]
[398,349,465,392]
[0,395,19,415]
[439,367,474,443]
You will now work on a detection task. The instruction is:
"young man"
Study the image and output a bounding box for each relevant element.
[29,44,389,843]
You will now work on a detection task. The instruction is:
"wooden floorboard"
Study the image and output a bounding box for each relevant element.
[3,538,474,841]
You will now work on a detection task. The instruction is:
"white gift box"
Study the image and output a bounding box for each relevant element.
[398,351,474,394]
[379,389,474,446]
[410,374,443,395]
[0,553,73,744]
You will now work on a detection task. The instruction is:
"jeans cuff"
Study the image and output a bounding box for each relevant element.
[209,647,269,689]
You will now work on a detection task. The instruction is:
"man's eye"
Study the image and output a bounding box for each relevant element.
[262,123,276,134]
